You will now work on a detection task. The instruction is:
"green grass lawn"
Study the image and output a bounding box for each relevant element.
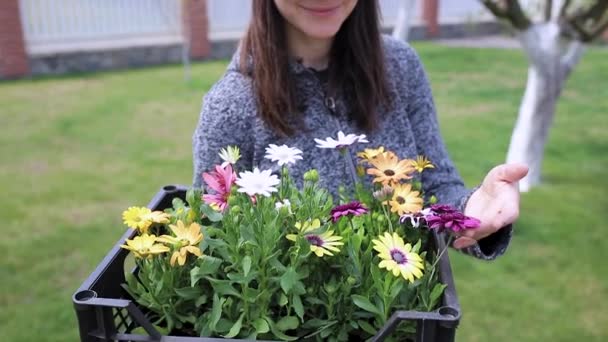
[1,43,606,342]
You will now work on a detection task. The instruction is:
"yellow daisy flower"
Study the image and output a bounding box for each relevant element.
[286,219,343,257]
[122,206,153,232]
[372,232,424,283]
[145,211,170,225]
[157,221,203,266]
[366,153,415,186]
[389,183,423,215]
[120,234,169,259]
[357,147,386,164]
[287,230,344,257]
[411,155,435,173]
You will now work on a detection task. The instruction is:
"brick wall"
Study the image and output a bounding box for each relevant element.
[184,0,210,59]
[0,0,29,78]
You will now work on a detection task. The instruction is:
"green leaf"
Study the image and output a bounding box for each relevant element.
[429,283,447,308]
[242,256,252,277]
[223,313,245,338]
[207,278,241,298]
[195,295,208,307]
[278,293,289,306]
[174,286,203,300]
[280,267,299,294]
[276,316,299,331]
[190,256,223,286]
[253,318,270,334]
[302,318,329,329]
[200,204,223,222]
[389,279,405,301]
[412,238,422,253]
[209,294,225,331]
[352,295,383,317]
[266,317,298,341]
[357,320,377,335]
[292,295,304,320]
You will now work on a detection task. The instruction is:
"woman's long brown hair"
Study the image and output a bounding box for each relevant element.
[240,0,390,136]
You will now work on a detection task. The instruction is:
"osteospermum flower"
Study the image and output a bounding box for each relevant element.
[202,164,237,211]
[367,153,415,186]
[287,224,343,259]
[218,146,241,168]
[144,211,170,225]
[330,201,369,222]
[389,183,423,216]
[236,168,280,197]
[372,232,424,283]
[120,234,169,259]
[400,208,433,228]
[293,219,321,233]
[426,210,481,234]
[123,206,153,232]
[275,199,292,213]
[373,185,394,202]
[357,147,386,163]
[314,131,368,149]
[264,144,303,166]
[157,221,203,266]
[411,155,435,173]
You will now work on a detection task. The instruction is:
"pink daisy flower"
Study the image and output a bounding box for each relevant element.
[201,164,236,211]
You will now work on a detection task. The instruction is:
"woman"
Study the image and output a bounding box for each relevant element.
[192,0,528,260]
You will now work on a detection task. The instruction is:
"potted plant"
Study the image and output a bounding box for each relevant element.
[73,132,479,342]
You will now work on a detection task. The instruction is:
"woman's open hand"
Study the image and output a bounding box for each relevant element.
[453,163,529,249]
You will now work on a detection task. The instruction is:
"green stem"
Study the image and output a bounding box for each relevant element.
[380,204,394,234]
[340,148,360,186]
[430,234,454,271]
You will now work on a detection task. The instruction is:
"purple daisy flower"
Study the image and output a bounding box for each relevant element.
[429,204,458,215]
[330,201,369,222]
[426,212,481,233]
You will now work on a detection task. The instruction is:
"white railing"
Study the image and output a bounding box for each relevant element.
[18,0,494,56]
[19,0,183,55]
[206,0,415,40]
[208,0,492,41]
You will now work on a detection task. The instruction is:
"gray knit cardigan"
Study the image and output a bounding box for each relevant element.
[192,35,512,260]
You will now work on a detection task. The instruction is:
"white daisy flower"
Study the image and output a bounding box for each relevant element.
[236,168,280,197]
[264,144,303,166]
[218,146,241,168]
[400,208,433,228]
[314,131,369,149]
[275,199,292,214]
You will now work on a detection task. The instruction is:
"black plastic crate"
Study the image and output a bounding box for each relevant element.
[73,185,461,342]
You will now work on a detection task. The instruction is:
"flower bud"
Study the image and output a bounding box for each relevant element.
[230,205,241,215]
[347,276,357,285]
[324,283,337,294]
[227,195,239,207]
[429,195,438,205]
[303,169,319,182]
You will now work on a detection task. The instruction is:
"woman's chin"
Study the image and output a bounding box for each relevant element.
[300,26,342,40]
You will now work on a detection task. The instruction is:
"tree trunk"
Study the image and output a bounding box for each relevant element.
[392,0,416,41]
[508,23,584,191]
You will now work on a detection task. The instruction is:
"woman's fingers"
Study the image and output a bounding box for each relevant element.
[453,236,477,249]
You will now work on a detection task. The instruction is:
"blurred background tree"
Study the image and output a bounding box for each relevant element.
[480,0,608,191]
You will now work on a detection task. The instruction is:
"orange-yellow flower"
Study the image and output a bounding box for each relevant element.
[157,221,203,266]
[357,147,386,164]
[367,153,415,185]
[389,183,423,215]
[120,234,169,259]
